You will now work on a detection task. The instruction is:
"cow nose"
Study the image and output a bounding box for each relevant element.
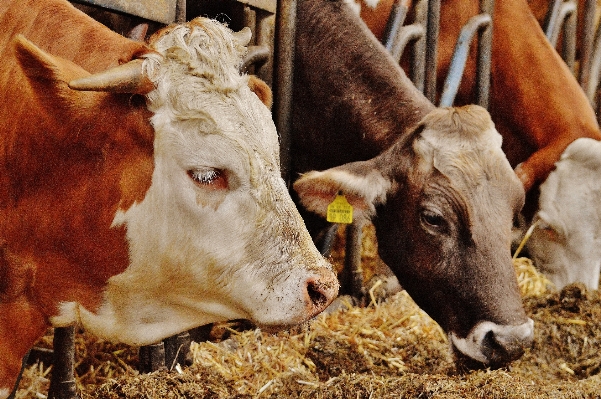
[450,318,534,368]
[305,269,339,316]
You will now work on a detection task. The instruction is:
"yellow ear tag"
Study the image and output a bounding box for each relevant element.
[327,194,353,224]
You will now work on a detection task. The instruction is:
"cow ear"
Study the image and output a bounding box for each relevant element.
[13,35,94,107]
[293,160,392,222]
[248,75,272,108]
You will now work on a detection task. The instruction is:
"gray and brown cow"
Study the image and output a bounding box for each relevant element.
[292,0,533,369]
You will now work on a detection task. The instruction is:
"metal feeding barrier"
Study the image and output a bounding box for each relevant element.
[543,0,577,73]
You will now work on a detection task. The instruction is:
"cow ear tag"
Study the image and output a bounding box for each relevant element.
[327,193,353,224]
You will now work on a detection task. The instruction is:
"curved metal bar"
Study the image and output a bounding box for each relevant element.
[579,0,597,89]
[585,23,601,103]
[547,1,577,48]
[391,23,425,63]
[382,0,409,54]
[439,13,492,107]
[559,1,577,72]
[241,45,271,71]
[543,0,563,39]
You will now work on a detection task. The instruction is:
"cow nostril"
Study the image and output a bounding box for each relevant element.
[307,279,328,309]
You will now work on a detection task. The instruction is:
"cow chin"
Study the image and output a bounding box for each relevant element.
[449,319,534,370]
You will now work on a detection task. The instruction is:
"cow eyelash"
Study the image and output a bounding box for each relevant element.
[187,168,228,190]
[420,209,447,230]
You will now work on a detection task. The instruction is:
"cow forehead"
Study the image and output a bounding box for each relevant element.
[417,126,514,189]
[142,17,280,171]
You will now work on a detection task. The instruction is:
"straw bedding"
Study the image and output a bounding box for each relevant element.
[13,225,601,398]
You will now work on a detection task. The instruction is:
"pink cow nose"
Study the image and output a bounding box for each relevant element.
[305,269,339,317]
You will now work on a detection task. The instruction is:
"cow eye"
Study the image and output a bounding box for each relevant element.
[420,209,446,229]
[187,168,228,190]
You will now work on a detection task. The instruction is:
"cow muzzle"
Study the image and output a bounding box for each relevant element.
[305,269,340,319]
[450,318,534,369]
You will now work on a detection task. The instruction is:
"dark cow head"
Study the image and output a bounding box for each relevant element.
[295,105,534,368]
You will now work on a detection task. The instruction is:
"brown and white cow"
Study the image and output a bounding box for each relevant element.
[292,0,533,369]
[0,0,339,394]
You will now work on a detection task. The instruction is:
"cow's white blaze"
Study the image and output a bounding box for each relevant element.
[51,19,337,345]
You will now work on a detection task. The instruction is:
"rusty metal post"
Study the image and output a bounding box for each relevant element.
[424,0,440,102]
[48,326,78,399]
[272,0,297,184]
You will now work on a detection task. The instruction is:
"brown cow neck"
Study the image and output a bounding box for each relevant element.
[292,0,434,174]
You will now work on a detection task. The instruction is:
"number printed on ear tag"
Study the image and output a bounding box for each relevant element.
[327,194,353,224]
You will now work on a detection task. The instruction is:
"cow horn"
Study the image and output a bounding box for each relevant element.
[232,27,252,46]
[68,59,154,94]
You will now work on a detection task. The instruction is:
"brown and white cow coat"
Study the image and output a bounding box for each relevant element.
[0,1,338,394]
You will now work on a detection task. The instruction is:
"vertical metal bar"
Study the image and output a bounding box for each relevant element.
[273,0,297,184]
[255,13,276,86]
[175,0,186,22]
[139,342,166,373]
[561,1,577,72]
[7,351,30,399]
[164,332,192,370]
[424,0,440,102]
[543,0,563,39]
[48,326,78,399]
[476,0,494,108]
[382,0,409,54]
[579,0,596,89]
[344,222,366,305]
[411,0,429,92]
[585,23,601,104]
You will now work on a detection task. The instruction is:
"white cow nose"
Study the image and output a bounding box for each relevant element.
[450,318,534,367]
[305,269,339,317]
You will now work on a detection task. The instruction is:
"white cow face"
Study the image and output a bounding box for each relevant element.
[62,19,338,345]
[527,138,601,290]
